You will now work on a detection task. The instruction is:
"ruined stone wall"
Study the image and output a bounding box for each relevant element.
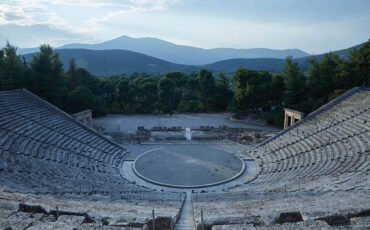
[72,109,93,127]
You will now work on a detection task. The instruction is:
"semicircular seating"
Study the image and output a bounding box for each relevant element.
[191,87,370,229]
[1,87,369,229]
[0,89,183,229]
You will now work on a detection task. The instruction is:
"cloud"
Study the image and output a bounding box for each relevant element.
[0,24,93,48]
[127,0,179,10]
[0,0,177,27]
[0,0,179,40]
[0,0,181,47]
[1,0,367,53]
[48,0,178,9]
[0,1,51,26]
[4,13,24,21]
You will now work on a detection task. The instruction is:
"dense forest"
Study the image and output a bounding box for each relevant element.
[0,40,369,126]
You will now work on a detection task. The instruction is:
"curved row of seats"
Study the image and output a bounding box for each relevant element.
[0,91,124,174]
[0,89,181,203]
[0,90,184,229]
[190,87,370,229]
[246,87,369,186]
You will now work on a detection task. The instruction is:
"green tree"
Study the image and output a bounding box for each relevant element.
[29,44,66,107]
[66,62,100,93]
[334,58,361,90]
[271,73,285,107]
[349,39,370,86]
[308,53,340,100]
[113,78,135,113]
[198,69,215,111]
[66,85,105,115]
[214,72,233,111]
[0,42,27,89]
[178,73,201,112]
[158,72,185,114]
[233,67,250,113]
[158,76,175,114]
[233,67,272,115]
[132,76,158,113]
[282,58,307,111]
[100,77,117,113]
[66,58,77,90]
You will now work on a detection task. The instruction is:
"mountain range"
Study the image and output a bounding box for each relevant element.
[204,42,365,74]
[19,35,309,65]
[23,49,197,76]
[20,35,365,76]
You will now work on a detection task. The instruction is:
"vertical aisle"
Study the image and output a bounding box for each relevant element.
[174,191,195,230]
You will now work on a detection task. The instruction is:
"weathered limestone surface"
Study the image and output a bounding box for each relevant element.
[73,109,93,127]
[193,191,369,225]
[283,108,305,129]
[0,87,369,229]
[0,89,182,229]
[246,87,369,185]
[350,216,370,228]
[212,220,330,230]
[192,87,370,230]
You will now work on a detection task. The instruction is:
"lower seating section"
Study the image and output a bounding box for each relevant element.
[211,221,344,230]
[0,190,183,229]
[0,152,152,197]
[192,190,369,229]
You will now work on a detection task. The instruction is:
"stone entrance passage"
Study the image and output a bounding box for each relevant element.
[284,109,305,129]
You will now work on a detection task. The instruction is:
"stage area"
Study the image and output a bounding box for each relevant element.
[133,144,245,187]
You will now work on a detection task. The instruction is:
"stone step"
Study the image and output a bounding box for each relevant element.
[174,192,195,230]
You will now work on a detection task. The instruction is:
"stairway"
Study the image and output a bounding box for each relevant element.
[174,192,195,230]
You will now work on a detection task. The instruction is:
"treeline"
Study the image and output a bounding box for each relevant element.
[0,43,233,116]
[233,40,369,124]
[0,40,368,126]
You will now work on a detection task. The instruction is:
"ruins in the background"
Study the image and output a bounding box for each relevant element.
[284,108,305,129]
[72,109,93,127]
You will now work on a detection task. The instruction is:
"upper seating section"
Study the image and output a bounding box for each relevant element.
[0,89,126,174]
[247,87,369,184]
[0,89,159,197]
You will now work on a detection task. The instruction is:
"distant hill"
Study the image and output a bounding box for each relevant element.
[18,35,310,65]
[23,49,198,75]
[295,43,365,70]
[208,48,308,61]
[21,42,365,76]
[203,58,286,73]
[22,48,289,75]
[17,47,40,54]
[204,42,365,73]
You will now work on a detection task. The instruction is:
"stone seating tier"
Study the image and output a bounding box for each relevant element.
[0,89,184,203]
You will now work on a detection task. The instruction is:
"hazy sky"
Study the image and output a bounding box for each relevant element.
[0,0,369,54]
